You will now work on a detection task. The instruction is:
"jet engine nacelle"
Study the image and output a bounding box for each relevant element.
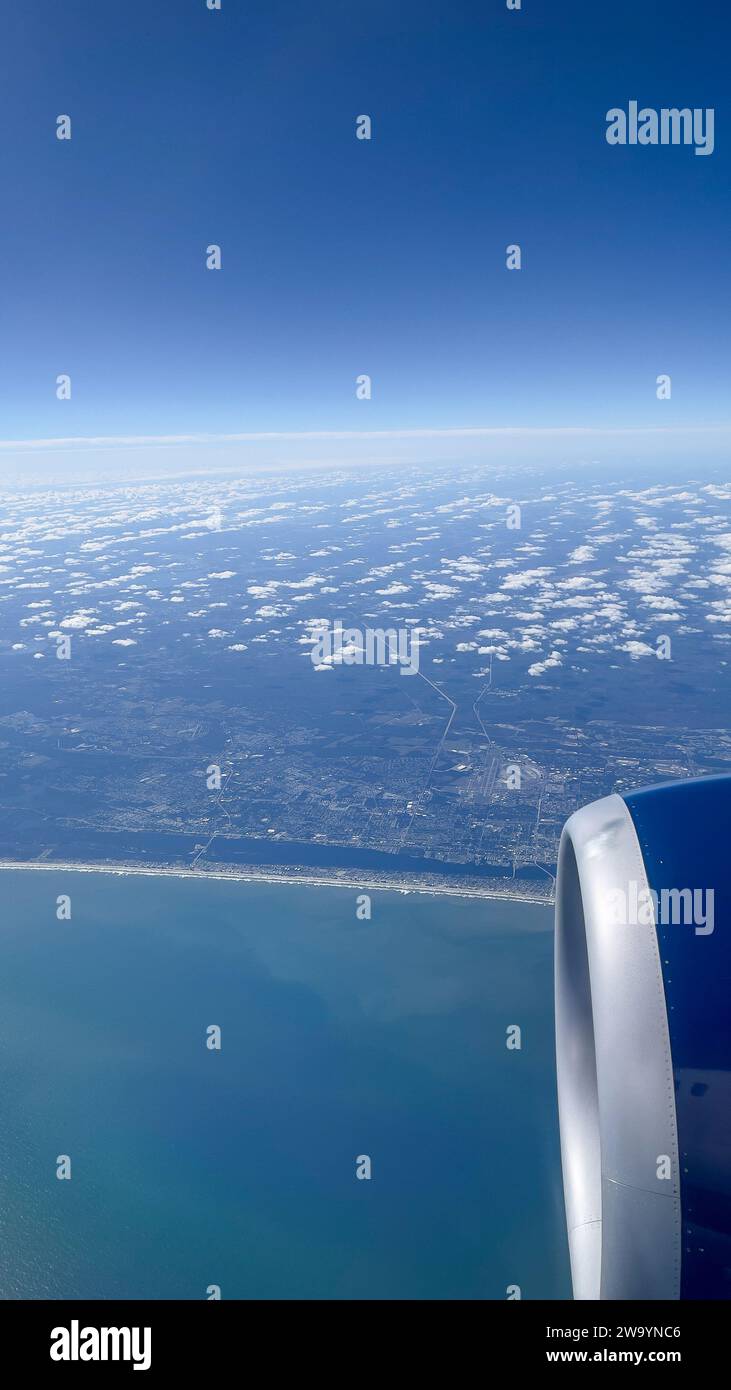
[555,774,731,1299]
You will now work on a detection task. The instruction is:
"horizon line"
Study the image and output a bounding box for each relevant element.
[1,424,730,454]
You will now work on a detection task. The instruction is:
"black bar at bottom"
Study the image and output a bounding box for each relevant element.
[2,1297,726,1375]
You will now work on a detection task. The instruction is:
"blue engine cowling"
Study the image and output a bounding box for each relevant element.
[554,774,731,1300]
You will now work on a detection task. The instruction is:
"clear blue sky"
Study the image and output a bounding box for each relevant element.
[1,0,729,445]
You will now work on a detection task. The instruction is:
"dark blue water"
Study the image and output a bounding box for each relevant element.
[0,870,570,1300]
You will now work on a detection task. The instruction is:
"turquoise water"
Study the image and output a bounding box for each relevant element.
[0,870,570,1300]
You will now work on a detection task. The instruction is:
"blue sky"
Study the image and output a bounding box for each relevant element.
[1,0,729,457]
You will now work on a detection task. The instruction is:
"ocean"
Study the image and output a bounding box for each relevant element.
[0,869,570,1300]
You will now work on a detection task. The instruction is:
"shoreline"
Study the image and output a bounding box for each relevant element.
[0,858,554,907]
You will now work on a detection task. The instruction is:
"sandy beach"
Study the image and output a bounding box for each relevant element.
[0,858,554,906]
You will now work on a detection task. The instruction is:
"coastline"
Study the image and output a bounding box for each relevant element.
[0,858,554,907]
